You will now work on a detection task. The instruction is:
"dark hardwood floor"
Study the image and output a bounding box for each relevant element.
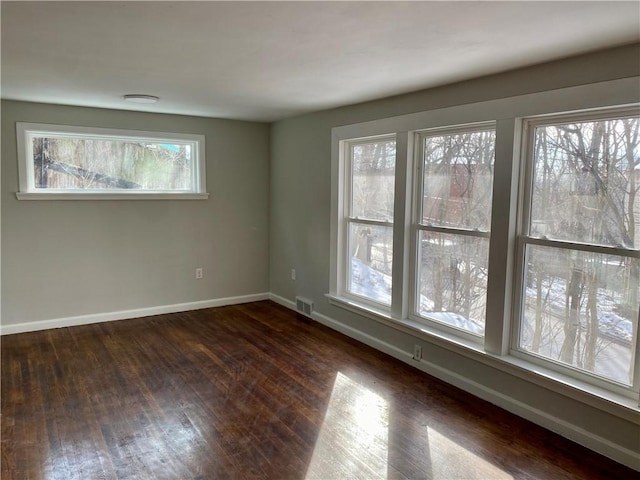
[1,301,636,479]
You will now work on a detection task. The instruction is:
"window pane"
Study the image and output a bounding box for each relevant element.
[519,244,639,386]
[348,223,393,305]
[416,231,488,335]
[421,130,495,230]
[31,135,193,190]
[351,140,396,221]
[530,117,640,248]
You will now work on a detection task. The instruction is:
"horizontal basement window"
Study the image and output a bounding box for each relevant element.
[16,123,208,200]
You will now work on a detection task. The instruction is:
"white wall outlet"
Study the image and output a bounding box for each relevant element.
[291,269,296,280]
[413,344,422,361]
[195,268,203,279]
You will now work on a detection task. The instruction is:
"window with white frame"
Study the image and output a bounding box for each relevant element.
[514,110,640,392]
[330,95,639,403]
[412,126,495,338]
[341,136,396,307]
[16,123,207,199]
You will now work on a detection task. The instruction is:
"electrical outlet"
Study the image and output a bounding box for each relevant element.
[195,268,203,279]
[413,344,422,361]
[291,269,296,280]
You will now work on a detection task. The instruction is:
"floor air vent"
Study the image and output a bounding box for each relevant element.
[296,297,313,317]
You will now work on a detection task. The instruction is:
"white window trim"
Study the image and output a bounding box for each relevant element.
[329,77,640,416]
[16,122,209,200]
[407,122,496,343]
[511,107,640,398]
[338,134,397,312]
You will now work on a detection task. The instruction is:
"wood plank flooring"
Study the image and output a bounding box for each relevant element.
[1,300,636,479]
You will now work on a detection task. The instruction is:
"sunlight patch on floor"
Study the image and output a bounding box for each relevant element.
[426,426,513,480]
[305,373,514,479]
[306,372,389,479]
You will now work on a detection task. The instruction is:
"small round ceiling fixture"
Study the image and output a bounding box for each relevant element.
[124,94,159,104]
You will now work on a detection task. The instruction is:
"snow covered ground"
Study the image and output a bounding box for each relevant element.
[350,256,636,384]
[349,257,392,306]
[350,256,634,345]
[524,279,634,346]
[350,257,484,333]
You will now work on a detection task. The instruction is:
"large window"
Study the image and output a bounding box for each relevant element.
[413,126,495,337]
[16,123,207,199]
[342,136,396,307]
[515,111,640,389]
[330,97,640,404]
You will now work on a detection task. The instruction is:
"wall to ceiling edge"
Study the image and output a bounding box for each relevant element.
[269,43,640,469]
[1,43,638,469]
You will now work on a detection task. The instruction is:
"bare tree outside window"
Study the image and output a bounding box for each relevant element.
[31,136,192,191]
[416,129,495,335]
[346,139,396,306]
[519,116,639,386]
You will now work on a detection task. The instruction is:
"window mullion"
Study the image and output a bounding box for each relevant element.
[390,131,410,320]
[484,118,521,355]
[634,322,640,401]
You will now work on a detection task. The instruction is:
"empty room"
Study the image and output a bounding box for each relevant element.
[1,1,639,479]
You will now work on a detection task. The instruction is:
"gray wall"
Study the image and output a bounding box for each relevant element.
[1,43,638,466]
[2,101,270,324]
[269,44,640,464]
[270,44,640,303]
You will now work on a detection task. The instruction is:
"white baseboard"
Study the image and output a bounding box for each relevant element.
[0,293,270,335]
[269,292,297,310]
[3,291,638,470]
[272,293,639,471]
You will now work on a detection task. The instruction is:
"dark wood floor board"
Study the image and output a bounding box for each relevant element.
[217,310,333,397]
[2,300,637,479]
[180,317,331,439]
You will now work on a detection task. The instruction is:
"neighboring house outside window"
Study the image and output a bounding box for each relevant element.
[413,126,495,337]
[329,90,639,407]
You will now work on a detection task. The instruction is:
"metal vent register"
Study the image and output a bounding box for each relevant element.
[295,297,313,317]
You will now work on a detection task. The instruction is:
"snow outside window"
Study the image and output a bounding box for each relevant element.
[344,137,396,308]
[515,111,640,391]
[413,127,495,338]
[331,97,640,404]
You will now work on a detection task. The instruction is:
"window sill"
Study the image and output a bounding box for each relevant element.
[326,294,640,423]
[327,293,482,351]
[16,192,210,201]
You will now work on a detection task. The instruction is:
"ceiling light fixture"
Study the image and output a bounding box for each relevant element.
[124,94,159,104]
